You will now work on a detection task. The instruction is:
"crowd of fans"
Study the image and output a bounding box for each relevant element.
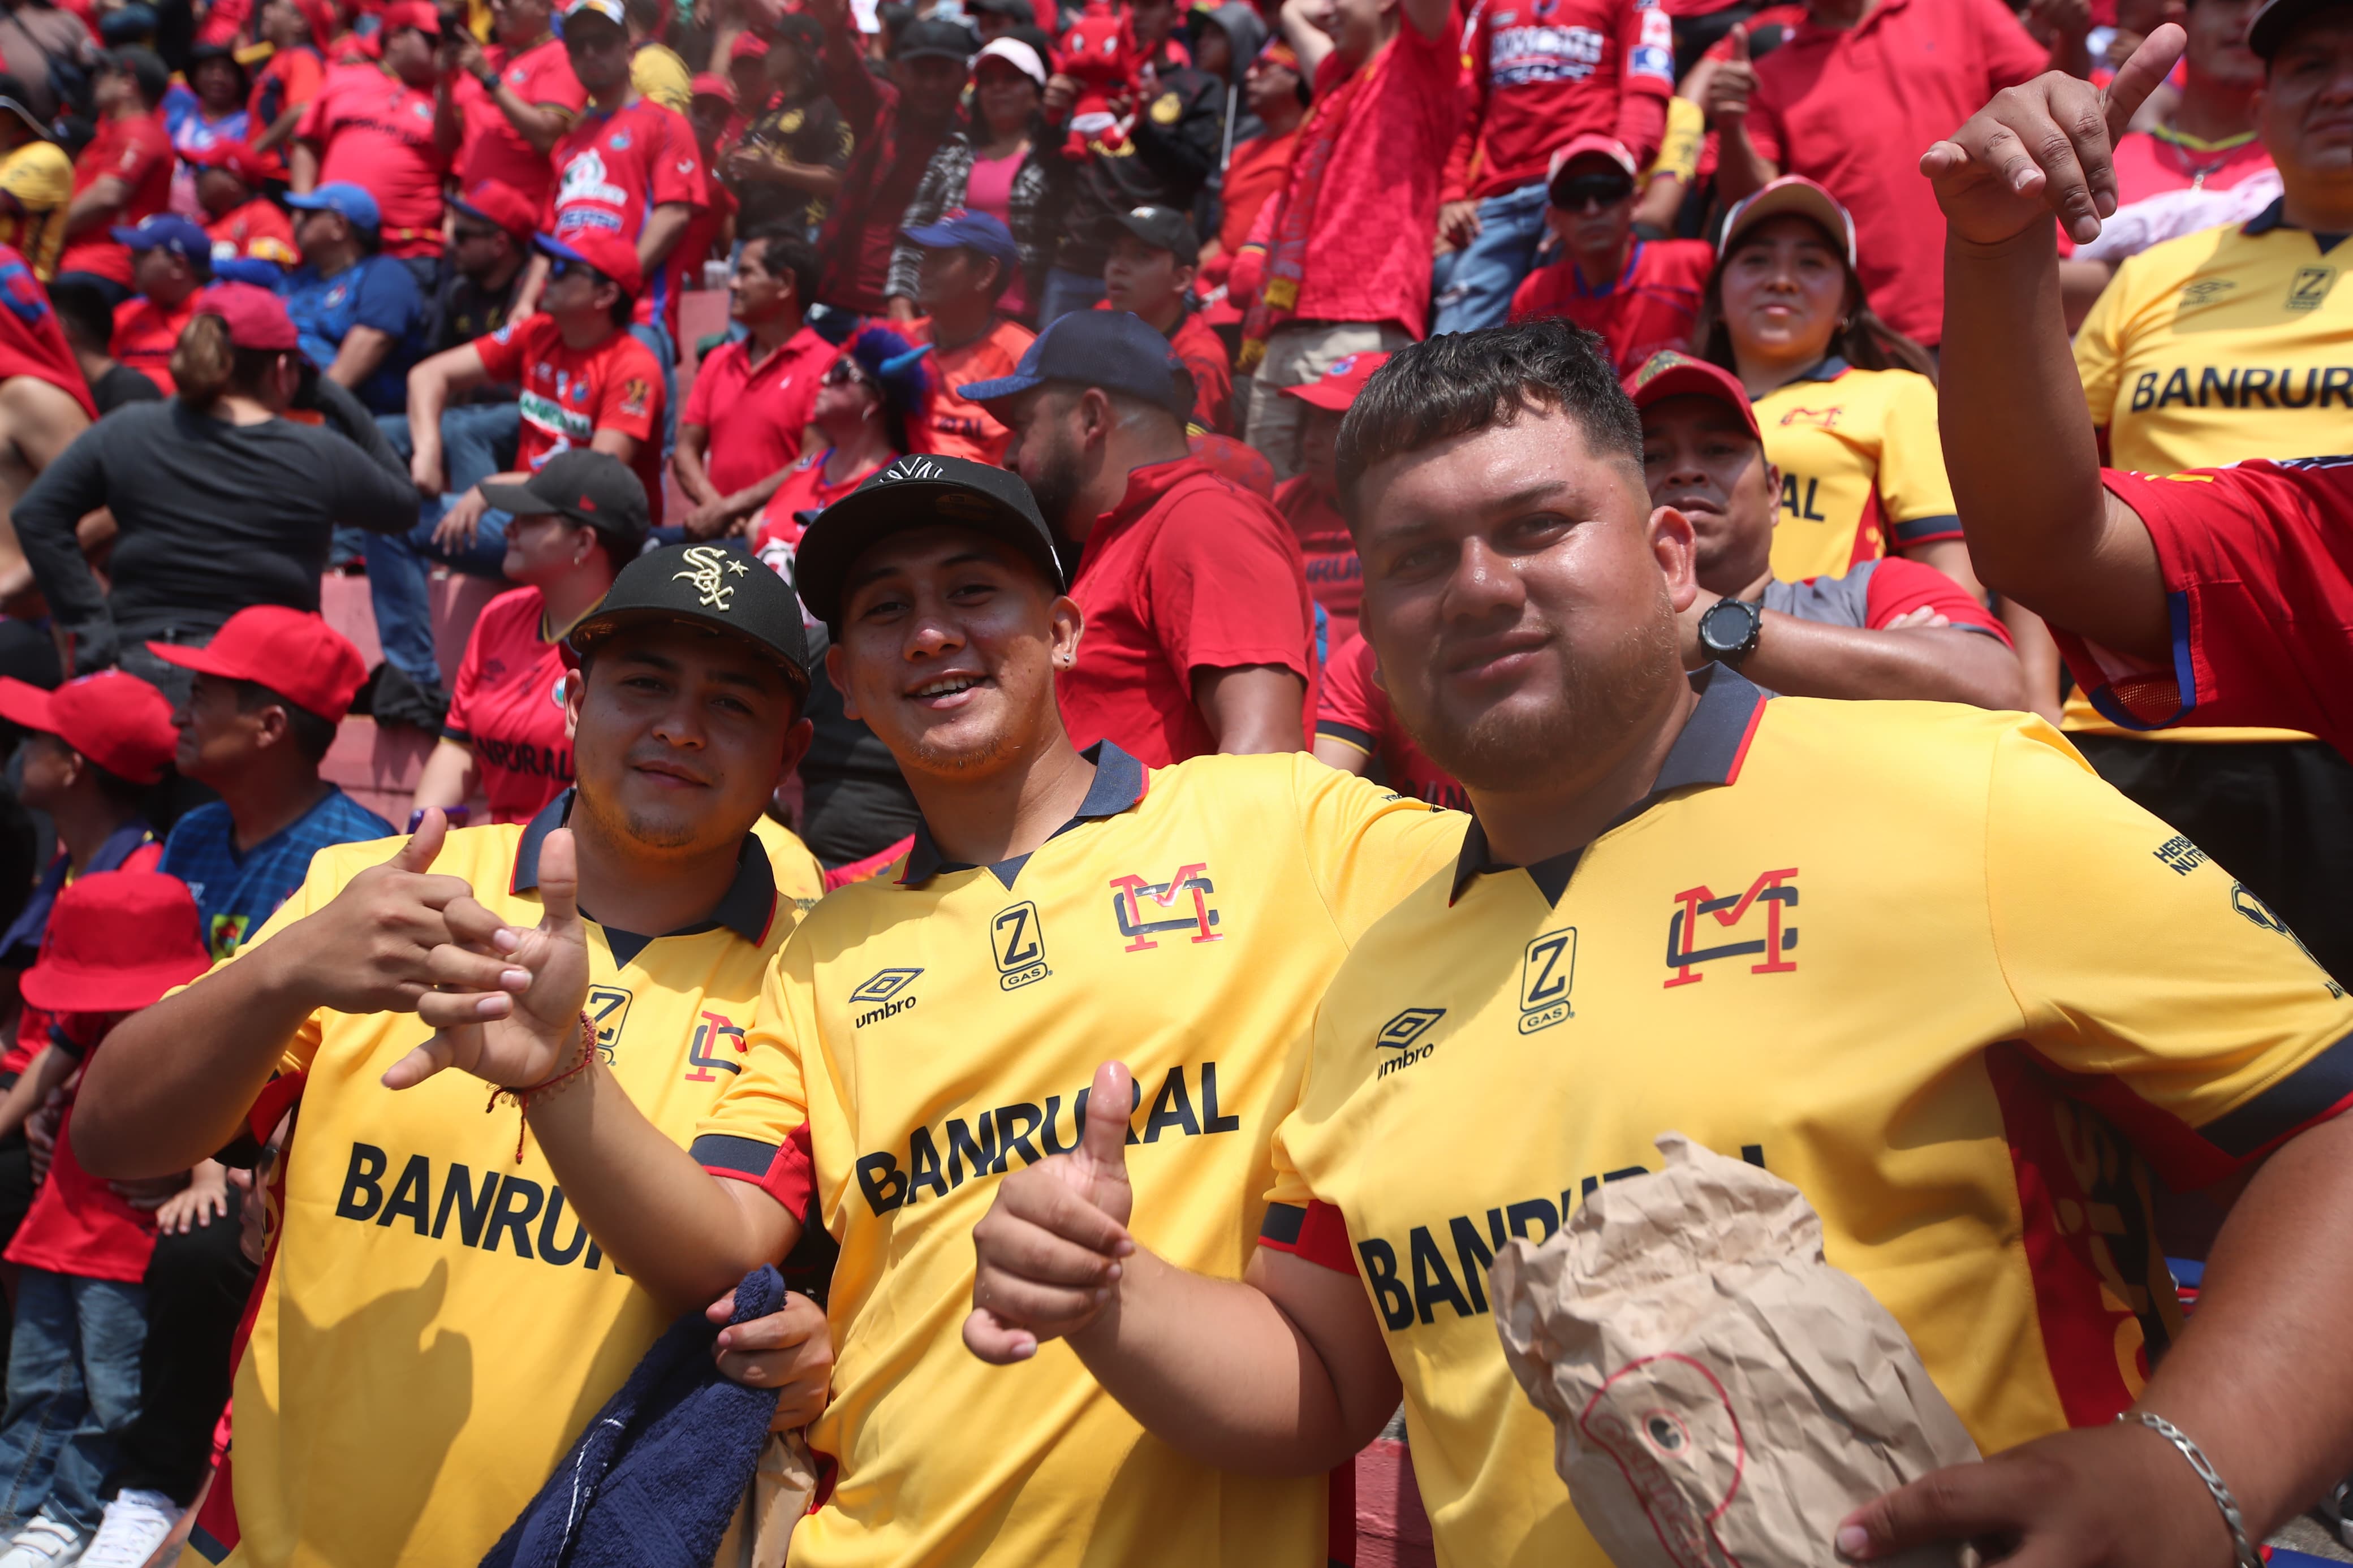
[0,0,2326,1561]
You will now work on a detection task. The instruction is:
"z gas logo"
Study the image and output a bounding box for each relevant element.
[1110,863,1222,951]
[1518,928,1576,1034]
[851,967,923,1026]
[1664,869,1798,988]
[1376,1007,1446,1078]
[586,984,632,1064]
[992,901,1050,991]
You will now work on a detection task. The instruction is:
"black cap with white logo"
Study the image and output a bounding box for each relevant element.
[1097,203,1201,266]
[567,542,812,696]
[792,453,1065,632]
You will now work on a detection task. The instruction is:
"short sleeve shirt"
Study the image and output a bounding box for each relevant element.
[1273,474,1361,649]
[0,247,96,417]
[1751,357,1960,581]
[680,325,835,496]
[1262,671,2353,1567]
[206,195,299,266]
[1759,555,2010,640]
[109,294,193,395]
[473,314,667,527]
[545,94,706,336]
[751,448,889,606]
[443,585,574,824]
[904,314,1031,466]
[55,110,174,284]
[285,253,426,414]
[6,1018,160,1284]
[455,34,585,209]
[1316,632,1466,811]
[1057,456,1318,768]
[158,789,396,959]
[730,91,852,235]
[297,64,451,257]
[1464,0,1673,199]
[1508,238,1713,377]
[0,140,74,279]
[248,44,326,130]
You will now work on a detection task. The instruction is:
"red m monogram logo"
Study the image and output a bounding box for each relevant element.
[1109,863,1222,952]
[1664,869,1798,988]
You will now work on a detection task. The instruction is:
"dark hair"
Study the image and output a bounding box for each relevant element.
[604,277,634,327]
[740,224,819,305]
[1335,319,1643,521]
[1694,218,1937,383]
[88,757,149,813]
[49,280,112,351]
[171,313,287,409]
[232,679,335,763]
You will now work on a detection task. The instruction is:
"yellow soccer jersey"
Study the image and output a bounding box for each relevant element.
[191,792,813,1568]
[1261,669,2353,1568]
[753,811,826,913]
[697,744,1466,1568]
[1752,359,1959,581]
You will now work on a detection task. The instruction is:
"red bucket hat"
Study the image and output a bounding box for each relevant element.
[20,871,210,1014]
[144,606,368,722]
[0,671,178,784]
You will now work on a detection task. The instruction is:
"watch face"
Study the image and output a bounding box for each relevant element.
[1701,599,1757,655]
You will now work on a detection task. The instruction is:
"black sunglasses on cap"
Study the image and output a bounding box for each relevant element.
[1554,174,1635,211]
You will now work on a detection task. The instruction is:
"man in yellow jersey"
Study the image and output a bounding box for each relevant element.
[71,543,834,1567]
[2058,0,2353,984]
[963,320,2353,1567]
[677,452,1464,1567]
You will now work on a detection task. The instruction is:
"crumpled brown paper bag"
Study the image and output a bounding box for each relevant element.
[711,1429,820,1568]
[1490,1133,1979,1568]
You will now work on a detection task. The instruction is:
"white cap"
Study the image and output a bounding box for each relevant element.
[975,34,1048,87]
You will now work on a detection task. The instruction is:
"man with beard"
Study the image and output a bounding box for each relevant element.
[661,451,1464,1566]
[960,319,2353,1566]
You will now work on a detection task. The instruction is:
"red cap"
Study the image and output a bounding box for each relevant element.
[1280,349,1391,412]
[691,70,734,102]
[378,0,440,34]
[0,671,178,784]
[728,29,769,59]
[144,606,368,722]
[1546,132,1637,196]
[1622,350,1761,442]
[20,871,210,1014]
[536,228,645,298]
[195,282,299,351]
[448,179,537,241]
[181,139,285,185]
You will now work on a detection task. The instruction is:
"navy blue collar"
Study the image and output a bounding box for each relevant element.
[511,788,777,948]
[1450,666,1770,906]
[2244,197,2350,254]
[897,741,1146,889]
[0,820,154,961]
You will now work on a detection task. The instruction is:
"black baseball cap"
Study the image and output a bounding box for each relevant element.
[2250,0,2349,58]
[480,450,651,553]
[568,542,812,696]
[897,15,977,60]
[794,453,1064,632]
[1098,204,1200,266]
[960,308,1195,422]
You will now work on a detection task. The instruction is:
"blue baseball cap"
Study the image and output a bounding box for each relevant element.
[109,212,211,261]
[900,208,1019,274]
[960,309,1193,422]
[285,181,381,231]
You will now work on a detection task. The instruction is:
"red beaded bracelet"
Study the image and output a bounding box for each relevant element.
[484,1011,598,1164]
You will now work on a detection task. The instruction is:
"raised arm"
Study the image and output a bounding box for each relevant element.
[1924,27,2183,663]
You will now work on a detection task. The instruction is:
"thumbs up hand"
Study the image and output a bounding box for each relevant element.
[965,1061,1140,1364]
[279,809,481,1016]
[1705,25,1756,122]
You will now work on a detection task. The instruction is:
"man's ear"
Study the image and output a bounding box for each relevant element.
[1078,386,1116,448]
[1173,262,1197,294]
[1650,504,1700,614]
[253,701,292,752]
[1049,593,1084,669]
[563,662,586,742]
[825,642,860,721]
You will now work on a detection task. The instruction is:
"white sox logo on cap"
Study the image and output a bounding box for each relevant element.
[674,544,750,610]
[880,456,946,483]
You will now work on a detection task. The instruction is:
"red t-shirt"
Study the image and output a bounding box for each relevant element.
[297,64,453,258]
[249,44,326,130]
[2110,127,2276,208]
[455,35,585,210]
[2052,460,2353,759]
[110,295,193,395]
[0,247,97,419]
[1058,456,1317,768]
[55,111,174,284]
[1274,473,1361,650]
[1316,632,1466,811]
[903,314,1032,466]
[444,585,575,823]
[5,1018,158,1284]
[472,314,667,525]
[1282,18,1461,338]
[206,196,299,265]
[1745,0,2044,347]
[545,94,706,338]
[1462,0,1673,200]
[682,323,835,496]
[752,446,890,598]
[1509,237,1714,375]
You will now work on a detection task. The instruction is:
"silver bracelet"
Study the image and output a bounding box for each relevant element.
[2117,1411,2262,1568]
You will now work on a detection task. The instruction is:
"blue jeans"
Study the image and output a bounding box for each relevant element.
[366,404,523,687]
[0,1271,147,1538]
[1038,266,1107,328]
[630,318,678,461]
[1430,180,1554,336]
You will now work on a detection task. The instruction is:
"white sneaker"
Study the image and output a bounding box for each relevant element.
[78,1492,178,1568]
[0,1517,86,1568]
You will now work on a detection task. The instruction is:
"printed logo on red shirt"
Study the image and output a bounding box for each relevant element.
[556,149,628,218]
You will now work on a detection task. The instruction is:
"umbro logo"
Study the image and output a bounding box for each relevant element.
[851,967,923,1026]
[1375,1007,1445,1078]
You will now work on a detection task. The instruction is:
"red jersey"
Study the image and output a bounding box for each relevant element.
[455,34,585,209]
[444,585,574,823]
[1170,308,1232,435]
[248,42,326,131]
[1509,237,1713,375]
[1274,474,1361,649]
[1462,0,1673,200]
[205,195,299,266]
[545,94,707,338]
[1058,455,1317,768]
[2110,126,2275,208]
[2054,460,2353,762]
[682,323,835,497]
[1745,0,2044,347]
[54,111,173,284]
[5,1020,158,1284]
[0,247,96,419]
[1316,632,1466,811]
[903,314,1032,466]
[110,294,192,395]
[297,64,452,258]
[472,314,667,526]
[752,447,889,577]
[1276,19,1460,338]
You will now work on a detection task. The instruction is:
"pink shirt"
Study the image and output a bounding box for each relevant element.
[964,149,1026,316]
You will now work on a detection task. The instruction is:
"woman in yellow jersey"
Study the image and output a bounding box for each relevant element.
[1692,176,1975,592]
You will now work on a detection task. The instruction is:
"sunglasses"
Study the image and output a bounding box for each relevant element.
[546,257,605,283]
[452,223,502,244]
[1554,175,1634,211]
[822,360,872,388]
